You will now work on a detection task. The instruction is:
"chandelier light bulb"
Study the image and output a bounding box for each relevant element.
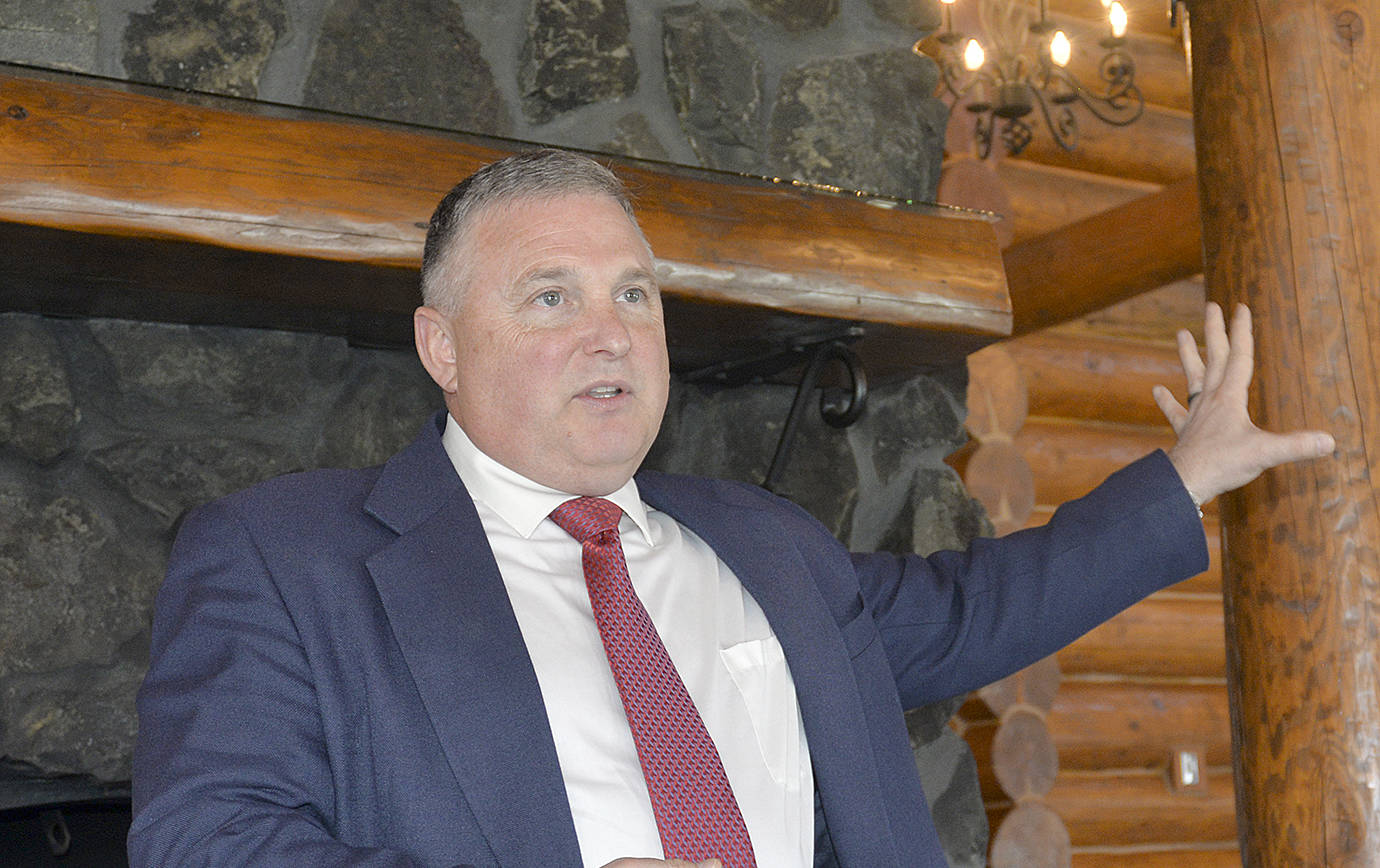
[1050,30,1072,67]
[1109,1,1129,38]
[963,38,986,71]
[940,0,957,4]
[1100,0,1113,7]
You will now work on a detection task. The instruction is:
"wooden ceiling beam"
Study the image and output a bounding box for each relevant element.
[993,160,1158,245]
[1004,175,1203,336]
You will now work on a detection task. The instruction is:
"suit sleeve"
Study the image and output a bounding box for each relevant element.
[128,499,443,868]
[851,450,1209,708]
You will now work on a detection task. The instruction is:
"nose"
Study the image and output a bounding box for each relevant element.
[581,298,632,358]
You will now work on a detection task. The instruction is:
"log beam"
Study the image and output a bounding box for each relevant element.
[1191,1,1380,863]
[0,64,1010,370]
[1004,176,1203,336]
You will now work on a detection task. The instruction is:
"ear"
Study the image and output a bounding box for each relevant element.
[413,306,459,395]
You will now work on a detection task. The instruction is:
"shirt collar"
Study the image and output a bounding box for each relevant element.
[440,413,654,544]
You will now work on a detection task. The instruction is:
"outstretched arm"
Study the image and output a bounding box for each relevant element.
[1153,302,1335,508]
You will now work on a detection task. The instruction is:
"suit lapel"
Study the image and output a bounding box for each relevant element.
[638,474,901,867]
[364,415,582,865]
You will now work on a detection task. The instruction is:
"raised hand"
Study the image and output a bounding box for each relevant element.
[1152,302,1335,508]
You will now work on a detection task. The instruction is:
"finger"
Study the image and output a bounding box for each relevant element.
[1257,430,1337,468]
[1202,302,1229,392]
[1153,384,1189,433]
[1176,328,1205,394]
[1221,302,1256,393]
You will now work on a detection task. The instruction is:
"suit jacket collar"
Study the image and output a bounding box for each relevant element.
[363,411,583,864]
[635,472,901,866]
[362,413,899,866]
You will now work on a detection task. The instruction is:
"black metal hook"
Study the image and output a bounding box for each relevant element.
[762,339,868,493]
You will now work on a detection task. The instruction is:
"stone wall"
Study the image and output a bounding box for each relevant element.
[1,0,987,864]
[1,0,947,197]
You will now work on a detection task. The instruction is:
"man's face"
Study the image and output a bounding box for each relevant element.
[423,193,670,496]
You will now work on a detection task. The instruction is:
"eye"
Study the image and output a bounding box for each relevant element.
[534,289,563,308]
[620,286,646,303]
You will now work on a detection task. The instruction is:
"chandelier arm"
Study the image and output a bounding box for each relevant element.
[937,56,1000,107]
[1044,61,1145,127]
[1030,85,1078,152]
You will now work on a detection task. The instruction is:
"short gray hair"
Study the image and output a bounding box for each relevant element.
[420,148,645,312]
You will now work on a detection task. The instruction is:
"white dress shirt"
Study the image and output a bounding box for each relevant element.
[441,415,813,867]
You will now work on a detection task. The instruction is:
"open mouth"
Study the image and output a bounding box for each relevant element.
[585,385,624,399]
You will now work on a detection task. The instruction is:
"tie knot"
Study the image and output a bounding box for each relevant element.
[550,497,623,543]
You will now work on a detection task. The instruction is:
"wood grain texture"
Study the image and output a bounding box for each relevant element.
[1006,331,1187,428]
[1005,176,1204,336]
[0,66,1011,339]
[1046,768,1237,847]
[1192,1,1380,863]
[1047,681,1233,773]
[1058,593,1227,679]
[1071,848,1242,868]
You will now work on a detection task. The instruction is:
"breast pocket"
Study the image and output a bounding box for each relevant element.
[720,637,801,787]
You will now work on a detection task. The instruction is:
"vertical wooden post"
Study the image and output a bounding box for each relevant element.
[1188,1,1380,863]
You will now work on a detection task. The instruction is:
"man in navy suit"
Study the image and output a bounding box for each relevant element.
[129,149,1333,867]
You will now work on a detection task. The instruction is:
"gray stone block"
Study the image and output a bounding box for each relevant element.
[303,0,511,136]
[599,111,672,162]
[746,0,837,32]
[0,485,160,679]
[868,0,943,32]
[0,315,79,465]
[121,0,287,98]
[315,351,440,469]
[0,0,97,72]
[0,660,142,781]
[768,48,949,201]
[0,0,94,30]
[908,704,988,867]
[87,319,349,422]
[519,0,638,124]
[89,436,291,524]
[662,3,764,171]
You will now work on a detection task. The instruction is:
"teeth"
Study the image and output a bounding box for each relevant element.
[587,386,621,398]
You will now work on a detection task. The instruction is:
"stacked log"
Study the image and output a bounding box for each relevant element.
[959,287,1242,866]
[963,345,1071,866]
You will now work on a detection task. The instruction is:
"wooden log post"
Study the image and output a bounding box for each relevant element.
[1188,1,1380,863]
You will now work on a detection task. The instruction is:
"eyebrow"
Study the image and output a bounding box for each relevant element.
[516,266,659,289]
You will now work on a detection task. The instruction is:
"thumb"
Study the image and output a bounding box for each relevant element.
[1260,430,1336,469]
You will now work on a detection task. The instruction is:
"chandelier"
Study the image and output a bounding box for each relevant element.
[919,0,1145,157]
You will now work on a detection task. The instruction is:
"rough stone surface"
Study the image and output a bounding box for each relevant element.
[0,485,161,678]
[662,4,765,171]
[599,112,672,162]
[0,0,97,72]
[769,48,949,200]
[650,378,865,540]
[519,0,638,124]
[121,0,287,98]
[0,315,79,464]
[911,724,988,867]
[746,0,837,32]
[88,319,349,421]
[315,351,440,469]
[89,436,291,525]
[908,700,989,867]
[868,0,943,32]
[1,660,143,781]
[303,0,511,135]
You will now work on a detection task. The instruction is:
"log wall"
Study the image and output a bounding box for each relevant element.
[957,281,1243,867]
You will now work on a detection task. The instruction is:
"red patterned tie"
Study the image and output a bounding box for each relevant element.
[550,497,756,868]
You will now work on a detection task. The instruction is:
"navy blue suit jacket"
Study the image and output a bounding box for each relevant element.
[129,412,1207,866]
